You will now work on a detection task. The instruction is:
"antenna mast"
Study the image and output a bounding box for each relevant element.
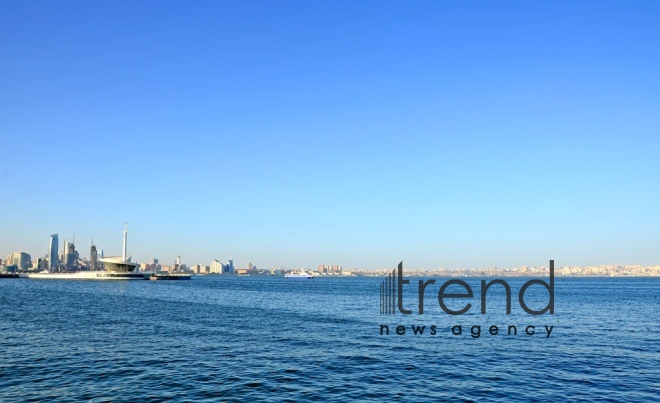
[123,223,128,262]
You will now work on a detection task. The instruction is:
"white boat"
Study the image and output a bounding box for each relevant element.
[148,272,191,281]
[285,270,314,279]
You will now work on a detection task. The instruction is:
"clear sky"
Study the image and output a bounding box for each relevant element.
[1,1,658,270]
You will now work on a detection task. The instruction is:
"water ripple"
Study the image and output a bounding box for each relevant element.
[0,277,659,401]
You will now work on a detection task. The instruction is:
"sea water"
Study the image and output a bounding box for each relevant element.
[1,276,658,401]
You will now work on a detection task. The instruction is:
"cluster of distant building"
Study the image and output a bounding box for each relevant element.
[317,265,343,274]
[0,236,242,277]
[0,229,352,276]
[140,256,236,275]
[1,241,351,278]
[2,234,100,273]
[0,232,250,277]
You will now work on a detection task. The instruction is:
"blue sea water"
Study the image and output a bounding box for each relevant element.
[1,276,659,401]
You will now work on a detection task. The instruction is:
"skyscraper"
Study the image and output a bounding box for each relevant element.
[49,234,58,270]
[90,243,99,271]
[63,241,75,270]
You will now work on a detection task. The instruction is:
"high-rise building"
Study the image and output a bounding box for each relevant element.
[63,241,68,266]
[63,241,76,270]
[49,234,58,270]
[6,252,31,271]
[90,244,99,271]
[38,258,48,271]
[210,259,223,274]
[225,259,234,274]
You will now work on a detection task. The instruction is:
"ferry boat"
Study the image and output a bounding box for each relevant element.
[148,272,191,280]
[285,270,314,279]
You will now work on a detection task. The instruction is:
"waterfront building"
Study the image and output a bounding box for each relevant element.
[6,252,32,271]
[98,224,140,272]
[142,259,161,272]
[209,259,236,274]
[63,241,76,270]
[38,258,48,271]
[225,259,234,274]
[90,243,99,271]
[49,234,58,270]
[317,264,343,274]
[63,241,68,269]
[210,259,223,274]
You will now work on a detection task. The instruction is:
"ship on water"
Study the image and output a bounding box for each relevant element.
[26,224,146,280]
[285,270,314,279]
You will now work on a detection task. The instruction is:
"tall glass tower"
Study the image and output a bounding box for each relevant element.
[49,234,58,270]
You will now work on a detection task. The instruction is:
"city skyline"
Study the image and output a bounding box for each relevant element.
[1,2,659,269]
[3,228,659,272]
[4,233,660,276]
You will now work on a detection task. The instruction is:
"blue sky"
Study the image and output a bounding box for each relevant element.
[1,1,659,269]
